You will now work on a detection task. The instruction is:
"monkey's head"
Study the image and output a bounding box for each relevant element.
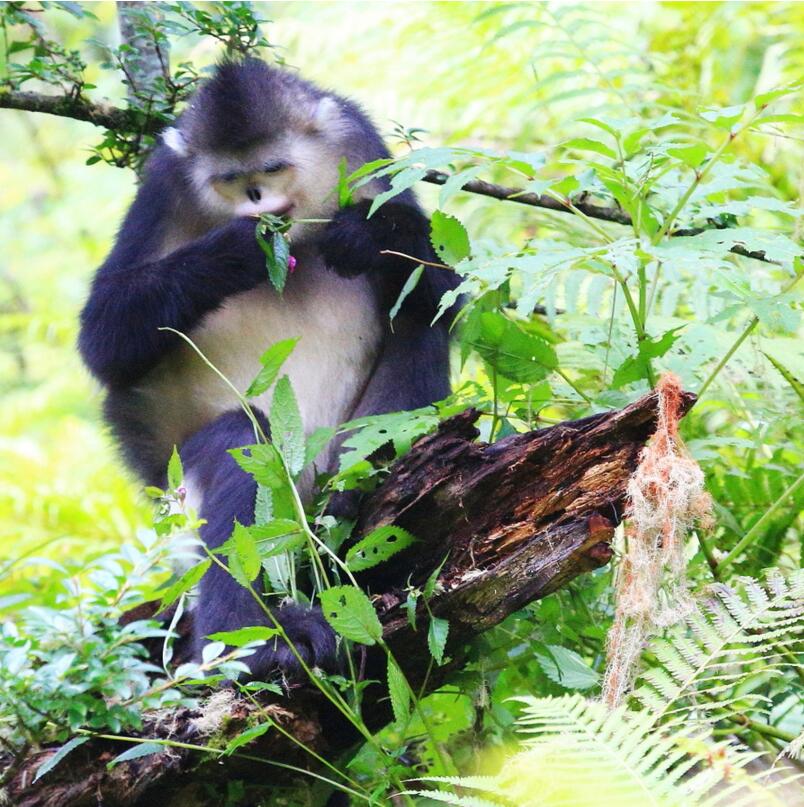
[162,59,386,231]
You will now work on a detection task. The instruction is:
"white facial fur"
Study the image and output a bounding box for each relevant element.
[164,95,347,236]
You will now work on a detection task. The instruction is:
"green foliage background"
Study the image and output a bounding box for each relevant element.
[0,2,802,803]
[2,0,801,591]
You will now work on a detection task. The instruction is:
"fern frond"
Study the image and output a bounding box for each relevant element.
[414,694,794,807]
[634,569,804,728]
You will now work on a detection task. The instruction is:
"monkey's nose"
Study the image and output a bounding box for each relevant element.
[246,186,262,203]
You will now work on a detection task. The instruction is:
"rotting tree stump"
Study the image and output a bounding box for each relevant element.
[4,388,695,807]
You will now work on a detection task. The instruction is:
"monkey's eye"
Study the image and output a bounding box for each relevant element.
[263,160,288,174]
[218,171,240,184]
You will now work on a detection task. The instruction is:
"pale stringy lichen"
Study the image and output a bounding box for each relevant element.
[602,374,713,708]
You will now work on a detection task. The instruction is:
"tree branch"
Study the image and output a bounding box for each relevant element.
[3,389,696,807]
[0,89,160,134]
[0,90,785,265]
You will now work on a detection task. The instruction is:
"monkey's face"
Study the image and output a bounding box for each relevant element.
[194,134,342,226]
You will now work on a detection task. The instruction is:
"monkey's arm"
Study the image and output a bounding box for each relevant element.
[79,219,268,389]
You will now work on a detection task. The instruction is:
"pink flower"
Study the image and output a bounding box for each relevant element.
[288,255,297,273]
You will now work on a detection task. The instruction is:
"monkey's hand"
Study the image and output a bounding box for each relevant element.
[214,217,275,291]
[321,200,430,279]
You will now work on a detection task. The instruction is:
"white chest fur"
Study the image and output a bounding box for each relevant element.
[137,250,382,467]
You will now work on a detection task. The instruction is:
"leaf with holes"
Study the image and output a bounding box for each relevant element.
[346,525,417,572]
[430,210,470,266]
[320,585,383,645]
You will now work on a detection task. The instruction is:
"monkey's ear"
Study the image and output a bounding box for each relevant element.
[307,96,341,133]
[163,126,189,157]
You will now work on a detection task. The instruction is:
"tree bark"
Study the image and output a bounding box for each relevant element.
[3,388,694,807]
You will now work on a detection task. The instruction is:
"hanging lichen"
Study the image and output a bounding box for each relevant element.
[602,374,713,708]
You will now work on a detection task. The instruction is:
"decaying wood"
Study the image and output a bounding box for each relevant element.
[4,388,695,807]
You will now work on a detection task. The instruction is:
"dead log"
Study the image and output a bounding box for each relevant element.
[3,388,695,807]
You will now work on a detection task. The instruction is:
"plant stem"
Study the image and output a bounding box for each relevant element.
[77,731,373,803]
[697,271,801,400]
[717,470,804,574]
[555,368,592,404]
[607,261,656,387]
[728,715,797,744]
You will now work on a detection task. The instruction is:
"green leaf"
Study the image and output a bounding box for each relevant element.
[346,525,416,572]
[245,337,299,398]
[387,655,411,724]
[230,521,261,586]
[304,426,336,468]
[473,313,557,383]
[390,264,425,323]
[256,227,291,293]
[612,328,683,389]
[207,626,280,647]
[229,443,287,489]
[224,723,271,755]
[107,742,164,768]
[167,445,183,490]
[156,559,210,614]
[668,142,708,168]
[428,616,449,665]
[535,645,600,690]
[34,737,89,782]
[563,137,617,159]
[338,408,441,471]
[271,376,305,477]
[763,351,804,401]
[337,156,353,207]
[430,210,471,265]
[320,585,383,645]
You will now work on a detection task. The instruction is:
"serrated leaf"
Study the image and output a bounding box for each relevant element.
[245,337,299,398]
[535,645,600,690]
[346,525,417,572]
[428,616,449,665]
[387,655,411,724]
[34,737,89,782]
[430,210,471,266]
[167,445,183,490]
[390,264,425,323]
[473,313,557,383]
[108,742,164,768]
[230,521,261,586]
[208,626,280,646]
[612,327,683,389]
[224,723,271,755]
[229,443,287,489]
[320,585,383,645]
[763,351,804,401]
[271,376,305,477]
[156,559,210,614]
